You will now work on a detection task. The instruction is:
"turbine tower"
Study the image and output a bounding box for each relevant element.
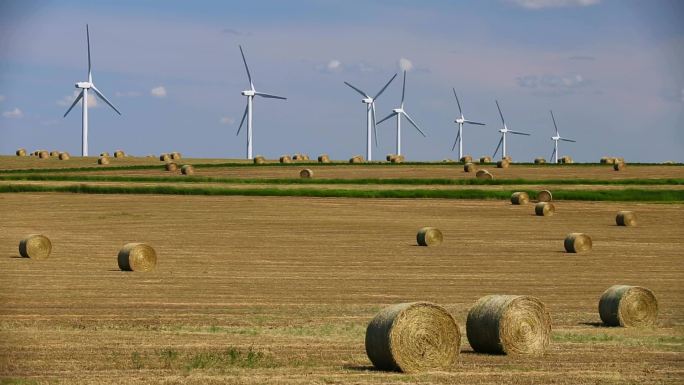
[344,73,397,161]
[492,100,531,160]
[451,89,485,160]
[550,110,576,163]
[236,45,287,160]
[63,24,121,157]
[376,71,426,156]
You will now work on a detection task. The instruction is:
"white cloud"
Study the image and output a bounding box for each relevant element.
[3,107,23,118]
[507,0,600,9]
[220,116,235,125]
[150,86,167,98]
[315,59,343,73]
[327,59,341,71]
[57,90,98,109]
[517,73,587,89]
[398,58,414,72]
[0,95,6,102]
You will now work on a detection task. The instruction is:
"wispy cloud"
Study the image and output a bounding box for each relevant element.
[220,116,235,125]
[314,59,343,74]
[150,86,167,98]
[57,90,98,109]
[3,107,23,118]
[398,58,413,72]
[506,0,601,9]
[516,73,590,96]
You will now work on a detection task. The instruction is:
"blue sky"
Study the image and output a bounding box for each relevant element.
[0,0,682,161]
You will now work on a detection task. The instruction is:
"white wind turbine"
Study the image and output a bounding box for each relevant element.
[492,100,531,160]
[549,110,576,163]
[344,73,397,161]
[235,45,287,159]
[451,89,485,159]
[376,71,426,156]
[63,24,121,157]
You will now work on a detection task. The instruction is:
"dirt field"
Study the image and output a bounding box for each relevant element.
[1,193,682,384]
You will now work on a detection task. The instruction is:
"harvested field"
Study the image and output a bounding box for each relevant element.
[0,193,683,384]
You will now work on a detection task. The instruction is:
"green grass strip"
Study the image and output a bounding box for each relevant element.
[1,184,682,202]
[1,174,682,186]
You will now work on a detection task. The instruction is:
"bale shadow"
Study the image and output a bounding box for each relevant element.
[342,364,384,372]
[9,255,25,259]
[578,321,608,328]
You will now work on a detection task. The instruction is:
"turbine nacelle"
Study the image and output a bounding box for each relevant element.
[455,115,465,124]
[552,135,561,141]
[392,108,403,114]
[241,90,256,96]
[362,97,374,104]
[75,82,92,89]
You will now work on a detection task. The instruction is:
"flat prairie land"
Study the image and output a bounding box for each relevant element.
[1,193,683,384]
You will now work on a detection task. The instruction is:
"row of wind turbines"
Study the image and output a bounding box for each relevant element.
[63,25,576,163]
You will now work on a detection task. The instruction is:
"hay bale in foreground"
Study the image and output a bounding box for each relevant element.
[534,157,546,164]
[19,234,52,260]
[476,170,493,180]
[170,152,182,160]
[98,157,110,165]
[38,151,49,159]
[280,155,292,164]
[349,155,364,164]
[460,155,473,163]
[365,302,461,373]
[464,162,476,173]
[165,162,178,172]
[535,202,555,216]
[479,156,492,164]
[616,211,636,226]
[253,156,266,164]
[114,150,125,158]
[318,154,330,163]
[466,295,551,355]
[613,161,625,171]
[564,233,592,253]
[537,190,553,202]
[181,165,194,175]
[598,285,657,327]
[497,160,510,169]
[511,192,530,205]
[417,227,443,246]
[58,152,70,160]
[159,153,170,162]
[16,148,26,156]
[300,168,313,178]
[117,243,157,272]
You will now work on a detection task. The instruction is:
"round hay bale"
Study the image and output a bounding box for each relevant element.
[302,154,310,161]
[100,152,110,157]
[535,202,555,216]
[613,162,625,171]
[386,154,394,161]
[318,154,330,163]
[390,155,404,164]
[181,165,194,175]
[117,243,157,272]
[16,148,26,156]
[38,151,49,159]
[365,302,461,373]
[600,157,612,164]
[50,151,60,157]
[475,170,493,180]
[504,156,512,162]
[598,285,657,327]
[417,227,443,246]
[19,234,52,260]
[466,295,551,355]
[511,192,530,205]
[559,156,573,164]
[58,152,70,160]
[170,152,182,160]
[253,156,266,164]
[479,156,492,164]
[534,157,546,164]
[564,233,592,253]
[464,162,476,172]
[165,162,178,172]
[460,155,472,163]
[159,153,170,162]
[349,155,364,164]
[114,150,125,158]
[292,153,303,161]
[537,190,553,202]
[279,155,292,163]
[98,157,110,165]
[616,211,636,227]
[496,160,510,169]
[300,168,313,178]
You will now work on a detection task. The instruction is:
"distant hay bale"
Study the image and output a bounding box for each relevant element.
[564,233,592,253]
[386,154,394,161]
[170,152,182,160]
[464,162,477,172]
[19,234,52,260]
[442,158,455,163]
[160,153,170,162]
[559,156,573,164]
[535,202,555,216]
[417,227,443,246]
[466,295,551,355]
[511,192,530,205]
[616,211,636,226]
[38,151,49,159]
[280,155,292,163]
[181,165,194,175]
[496,160,510,169]
[613,161,625,171]
[663,160,674,164]
[534,157,546,164]
[114,150,125,158]
[504,156,512,162]
[58,152,70,160]
[50,151,60,157]
[292,153,304,161]
[98,157,110,165]
[479,156,492,164]
[390,155,404,164]
[598,285,658,327]
[365,302,461,373]
[460,155,472,163]
[16,148,26,156]
[165,162,178,172]
[300,168,313,178]
[349,155,364,163]
[318,154,330,163]
[600,157,613,164]
[476,170,493,180]
[117,243,157,272]
[537,190,553,202]
[253,156,266,164]
[302,154,310,161]
[100,152,110,157]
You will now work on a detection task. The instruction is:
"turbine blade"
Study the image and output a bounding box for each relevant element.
[376,111,396,125]
[560,138,576,143]
[402,111,426,137]
[91,85,121,115]
[400,70,406,106]
[372,103,378,147]
[344,81,369,98]
[63,90,84,118]
[464,120,485,126]
[255,91,286,100]
[550,110,559,135]
[495,100,505,125]
[453,88,462,115]
[509,130,531,136]
[373,73,397,100]
[236,103,248,136]
[239,45,253,89]
[451,131,460,151]
[493,137,503,157]
[86,24,92,81]
[550,147,556,161]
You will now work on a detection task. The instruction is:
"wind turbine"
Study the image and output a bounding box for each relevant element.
[344,73,397,161]
[492,100,531,160]
[63,24,121,157]
[451,89,485,160]
[235,45,287,159]
[376,71,426,156]
[550,110,576,163]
